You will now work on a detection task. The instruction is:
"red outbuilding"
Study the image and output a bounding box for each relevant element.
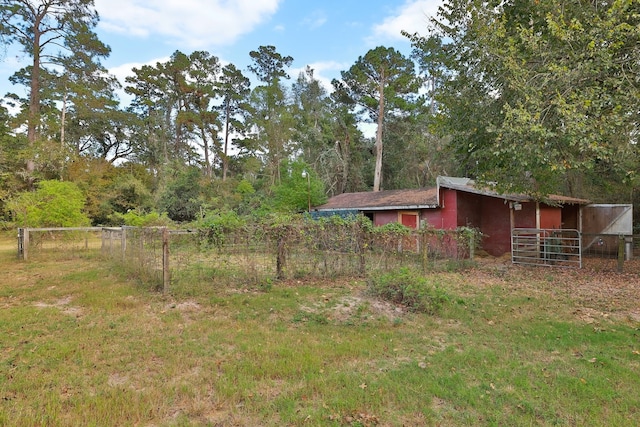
[314,176,590,257]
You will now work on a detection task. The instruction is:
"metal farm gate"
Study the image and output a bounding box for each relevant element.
[511,228,582,268]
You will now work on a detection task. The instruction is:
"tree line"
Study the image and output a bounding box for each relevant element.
[1,0,638,229]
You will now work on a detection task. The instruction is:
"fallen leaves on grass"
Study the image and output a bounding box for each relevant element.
[330,411,380,426]
[472,257,640,324]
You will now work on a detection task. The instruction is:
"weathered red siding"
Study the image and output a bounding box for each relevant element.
[366,187,579,258]
[456,192,482,227]
[513,202,536,228]
[478,195,512,256]
[561,205,579,229]
[540,205,562,229]
[422,189,457,229]
[373,211,398,227]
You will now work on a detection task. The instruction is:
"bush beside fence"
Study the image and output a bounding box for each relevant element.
[95,217,479,292]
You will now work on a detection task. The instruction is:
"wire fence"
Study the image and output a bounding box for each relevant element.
[582,233,637,259]
[17,221,479,293]
[17,227,102,261]
[20,224,637,292]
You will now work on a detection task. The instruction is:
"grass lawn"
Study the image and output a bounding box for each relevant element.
[1,235,640,426]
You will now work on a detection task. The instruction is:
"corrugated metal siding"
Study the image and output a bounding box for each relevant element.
[583,204,633,235]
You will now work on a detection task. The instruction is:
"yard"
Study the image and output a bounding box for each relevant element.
[1,234,639,426]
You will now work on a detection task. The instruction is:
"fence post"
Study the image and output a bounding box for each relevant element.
[358,225,366,276]
[162,227,170,293]
[121,227,127,262]
[421,232,428,272]
[139,228,145,267]
[23,228,29,261]
[18,228,24,260]
[617,235,624,273]
[469,231,475,261]
[276,235,286,280]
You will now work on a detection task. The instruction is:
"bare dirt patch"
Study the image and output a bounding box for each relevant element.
[166,301,202,312]
[34,295,83,317]
[331,295,405,322]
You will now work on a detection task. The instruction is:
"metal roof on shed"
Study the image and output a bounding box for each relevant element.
[436,176,590,205]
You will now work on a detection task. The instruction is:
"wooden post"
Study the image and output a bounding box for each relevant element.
[469,231,475,261]
[617,235,625,273]
[23,228,29,261]
[421,232,428,272]
[18,228,24,260]
[162,227,170,293]
[121,227,127,262]
[139,227,145,267]
[358,226,366,276]
[276,235,286,280]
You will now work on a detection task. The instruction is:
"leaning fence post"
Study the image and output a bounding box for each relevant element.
[162,227,170,293]
[617,235,625,273]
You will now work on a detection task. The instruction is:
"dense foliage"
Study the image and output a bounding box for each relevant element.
[8,180,90,227]
[0,0,637,227]
[408,0,640,199]
[366,267,454,314]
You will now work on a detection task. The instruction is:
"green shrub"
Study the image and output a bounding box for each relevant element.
[108,174,154,214]
[235,179,256,196]
[157,167,204,222]
[196,209,245,231]
[270,161,327,213]
[193,209,246,247]
[366,267,454,314]
[8,180,90,227]
[374,222,411,236]
[110,210,172,227]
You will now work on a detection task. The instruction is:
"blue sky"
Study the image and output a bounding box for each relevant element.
[1,0,444,105]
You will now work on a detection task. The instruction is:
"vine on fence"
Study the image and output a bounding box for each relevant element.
[99,214,482,288]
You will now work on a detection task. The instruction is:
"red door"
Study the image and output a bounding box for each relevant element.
[401,213,418,229]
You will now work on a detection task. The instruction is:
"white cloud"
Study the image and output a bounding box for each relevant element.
[95,0,282,48]
[302,10,327,30]
[110,57,170,84]
[358,122,376,139]
[370,0,442,42]
[108,56,171,104]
